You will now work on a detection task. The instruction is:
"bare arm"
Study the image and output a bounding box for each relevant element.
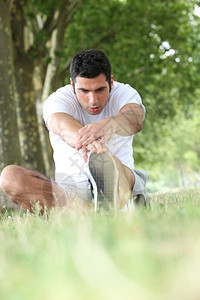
[111,103,143,136]
[76,103,143,148]
[47,112,108,161]
[47,112,83,147]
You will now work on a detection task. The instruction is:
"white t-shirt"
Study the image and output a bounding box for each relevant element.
[43,81,145,181]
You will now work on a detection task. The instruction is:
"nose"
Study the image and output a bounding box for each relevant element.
[89,92,98,106]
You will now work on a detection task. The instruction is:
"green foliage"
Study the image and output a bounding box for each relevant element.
[27,0,66,15]
[2,0,199,185]
[62,0,200,182]
[135,109,200,191]
[63,0,200,114]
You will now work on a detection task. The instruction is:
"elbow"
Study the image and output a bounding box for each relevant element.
[135,121,143,133]
[60,131,77,148]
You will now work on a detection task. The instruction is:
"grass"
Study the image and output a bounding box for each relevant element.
[0,187,200,300]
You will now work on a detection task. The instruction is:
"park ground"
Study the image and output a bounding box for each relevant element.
[0,187,200,300]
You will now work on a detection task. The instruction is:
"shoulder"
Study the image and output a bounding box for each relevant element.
[44,84,79,109]
[110,81,140,98]
[109,81,142,108]
[43,85,79,122]
[106,80,145,117]
[47,84,76,101]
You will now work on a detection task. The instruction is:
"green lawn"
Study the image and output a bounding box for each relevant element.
[0,187,200,300]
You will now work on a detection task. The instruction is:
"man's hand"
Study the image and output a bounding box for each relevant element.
[76,118,115,150]
[76,104,143,150]
[80,141,108,162]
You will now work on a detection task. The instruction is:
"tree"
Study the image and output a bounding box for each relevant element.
[64,0,200,114]
[0,0,86,176]
[0,0,199,185]
[0,1,22,169]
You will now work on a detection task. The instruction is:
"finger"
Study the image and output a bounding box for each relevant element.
[77,131,92,140]
[83,153,88,163]
[98,136,107,144]
[86,143,97,153]
[77,127,91,138]
[92,141,108,154]
[78,126,89,134]
[100,143,109,153]
[75,143,82,150]
[77,132,98,146]
[82,135,100,146]
[75,140,83,150]
[80,146,87,156]
[80,146,88,162]
[91,141,102,153]
[78,125,103,137]
[78,132,101,146]
[76,133,93,149]
[83,129,105,143]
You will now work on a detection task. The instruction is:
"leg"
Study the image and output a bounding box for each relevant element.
[0,165,89,211]
[112,156,135,207]
[88,152,134,210]
[88,153,119,212]
[113,160,149,207]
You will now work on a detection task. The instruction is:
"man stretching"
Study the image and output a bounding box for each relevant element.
[0,49,148,212]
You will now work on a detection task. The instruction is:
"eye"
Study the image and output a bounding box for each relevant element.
[96,88,105,92]
[80,89,89,94]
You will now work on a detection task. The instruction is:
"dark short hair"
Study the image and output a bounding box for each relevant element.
[70,49,112,90]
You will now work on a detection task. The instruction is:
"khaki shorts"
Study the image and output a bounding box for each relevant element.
[132,169,148,197]
[56,168,148,203]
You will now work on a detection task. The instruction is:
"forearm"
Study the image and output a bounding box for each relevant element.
[96,103,143,137]
[47,113,83,147]
[76,104,143,148]
[111,105,143,136]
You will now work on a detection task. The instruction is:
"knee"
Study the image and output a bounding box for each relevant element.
[0,165,22,194]
[112,156,122,168]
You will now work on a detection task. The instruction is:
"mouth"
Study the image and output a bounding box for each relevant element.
[88,106,100,113]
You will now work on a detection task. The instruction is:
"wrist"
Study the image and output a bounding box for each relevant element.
[109,116,118,135]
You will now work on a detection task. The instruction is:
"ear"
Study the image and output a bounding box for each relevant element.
[70,78,73,87]
[110,75,114,89]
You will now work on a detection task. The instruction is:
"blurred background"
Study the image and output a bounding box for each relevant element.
[0,0,200,206]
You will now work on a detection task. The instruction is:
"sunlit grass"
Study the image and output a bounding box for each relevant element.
[0,187,200,300]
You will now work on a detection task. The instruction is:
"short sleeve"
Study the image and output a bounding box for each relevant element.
[109,82,146,120]
[43,85,79,126]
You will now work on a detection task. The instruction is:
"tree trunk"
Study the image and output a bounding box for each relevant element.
[11,0,46,174]
[14,58,45,173]
[42,0,86,100]
[0,1,22,207]
[0,2,22,168]
[34,66,55,178]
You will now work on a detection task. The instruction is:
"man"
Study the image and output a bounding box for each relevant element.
[0,49,148,212]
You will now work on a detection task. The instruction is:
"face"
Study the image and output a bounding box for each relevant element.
[71,73,113,115]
